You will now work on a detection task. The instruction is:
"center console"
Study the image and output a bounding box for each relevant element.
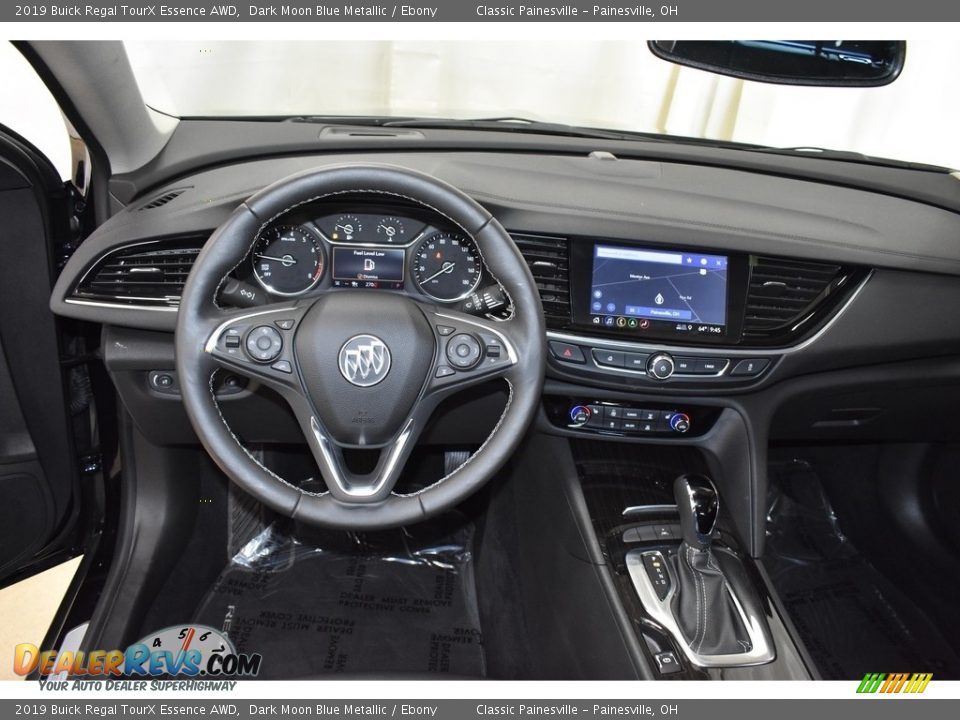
[508,233,853,679]
[564,440,812,679]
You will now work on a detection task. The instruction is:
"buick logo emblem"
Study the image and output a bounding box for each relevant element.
[338,335,392,387]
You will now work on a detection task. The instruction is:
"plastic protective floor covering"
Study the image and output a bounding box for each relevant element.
[764,459,960,679]
[193,518,485,679]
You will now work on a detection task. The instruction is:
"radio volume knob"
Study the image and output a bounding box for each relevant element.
[647,353,675,380]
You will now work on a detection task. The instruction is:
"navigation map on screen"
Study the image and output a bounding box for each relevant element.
[590,245,728,329]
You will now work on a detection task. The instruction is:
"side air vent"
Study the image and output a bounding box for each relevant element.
[138,188,187,211]
[510,233,570,328]
[743,256,847,340]
[73,240,204,307]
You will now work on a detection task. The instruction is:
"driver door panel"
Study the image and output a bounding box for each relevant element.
[0,126,80,583]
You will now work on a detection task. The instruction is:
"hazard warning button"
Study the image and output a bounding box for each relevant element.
[548,341,586,364]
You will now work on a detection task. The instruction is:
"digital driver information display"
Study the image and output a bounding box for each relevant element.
[590,245,728,333]
[332,246,405,289]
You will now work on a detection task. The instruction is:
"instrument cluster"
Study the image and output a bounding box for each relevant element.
[238,206,504,314]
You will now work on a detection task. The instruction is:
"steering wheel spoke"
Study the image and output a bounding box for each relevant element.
[202,301,311,393]
[423,307,520,398]
[285,392,431,504]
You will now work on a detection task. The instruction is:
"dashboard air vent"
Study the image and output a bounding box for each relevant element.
[743,256,845,339]
[510,233,570,328]
[139,188,187,211]
[73,240,204,307]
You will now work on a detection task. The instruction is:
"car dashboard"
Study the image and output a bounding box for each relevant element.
[51,149,960,453]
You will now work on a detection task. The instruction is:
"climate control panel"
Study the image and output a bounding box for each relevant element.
[544,397,719,439]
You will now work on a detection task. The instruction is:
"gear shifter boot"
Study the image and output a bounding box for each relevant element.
[669,544,751,656]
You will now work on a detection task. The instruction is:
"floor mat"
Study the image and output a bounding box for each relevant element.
[764,460,960,679]
[193,517,485,679]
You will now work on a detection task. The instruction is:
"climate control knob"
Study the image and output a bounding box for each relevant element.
[569,405,591,427]
[670,413,691,433]
[647,353,675,380]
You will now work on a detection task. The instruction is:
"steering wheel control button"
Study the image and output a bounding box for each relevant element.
[224,334,241,349]
[436,325,456,336]
[669,412,692,433]
[730,358,770,376]
[446,333,482,370]
[435,365,456,379]
[271,360,293,374]
[274,319,296,330]
[245,325,283,363]
[647,353,675,380]
[549,341,586,364]
[592,348,625,368]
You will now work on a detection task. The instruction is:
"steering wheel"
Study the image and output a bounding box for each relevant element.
[175,164,545,530]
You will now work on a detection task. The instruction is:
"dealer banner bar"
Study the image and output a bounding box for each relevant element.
[4,0,960,22]
[2,699,958,720]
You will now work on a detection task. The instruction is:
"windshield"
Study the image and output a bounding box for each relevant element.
[125,40,959,169]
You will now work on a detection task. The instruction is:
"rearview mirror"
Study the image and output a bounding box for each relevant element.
[648,41,905,87]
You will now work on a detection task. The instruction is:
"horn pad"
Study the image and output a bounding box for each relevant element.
[294,292,435,446]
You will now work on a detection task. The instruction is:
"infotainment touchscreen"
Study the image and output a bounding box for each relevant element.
[332,247,405,289]
[589,244,728,337]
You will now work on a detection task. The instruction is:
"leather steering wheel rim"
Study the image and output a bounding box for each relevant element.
[175,164,545,530]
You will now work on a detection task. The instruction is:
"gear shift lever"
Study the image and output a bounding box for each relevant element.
[668,473,749,657]
[674,474,719,547]
[625,473,774,666]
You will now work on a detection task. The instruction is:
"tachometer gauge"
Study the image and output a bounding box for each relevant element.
[376,216,406,243]
[413,232,483,302]
[252,225,324,296]
[330,214,362,242]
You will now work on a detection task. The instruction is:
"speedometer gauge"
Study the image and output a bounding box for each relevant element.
[252,225,324,296]
[412,232,482,302]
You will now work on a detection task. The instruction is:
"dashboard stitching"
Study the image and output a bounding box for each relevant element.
[395,378,514,498]
[207,371,330,498]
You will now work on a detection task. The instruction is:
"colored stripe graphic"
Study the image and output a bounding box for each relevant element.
[857,672,932,693]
